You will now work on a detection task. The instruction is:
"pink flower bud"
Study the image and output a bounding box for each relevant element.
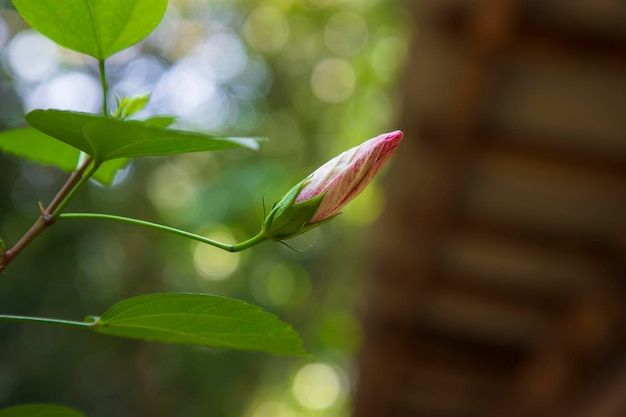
[262,130,402,240]
[296,130,403,222]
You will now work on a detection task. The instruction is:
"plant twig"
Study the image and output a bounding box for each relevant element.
[0,157,96,275]
[0,55,111,276]
[45,157,93,218]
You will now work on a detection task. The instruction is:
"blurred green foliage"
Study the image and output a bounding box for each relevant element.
[0,0,410,415]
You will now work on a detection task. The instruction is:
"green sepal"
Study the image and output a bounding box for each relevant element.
[262,177,327,240]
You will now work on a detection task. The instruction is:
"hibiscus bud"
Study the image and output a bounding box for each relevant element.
[263,130,403,240]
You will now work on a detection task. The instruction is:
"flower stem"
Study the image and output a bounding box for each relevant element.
[58,213,268,252]
[0,314,94,329]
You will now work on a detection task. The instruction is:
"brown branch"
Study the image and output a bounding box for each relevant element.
[0,157,94,275]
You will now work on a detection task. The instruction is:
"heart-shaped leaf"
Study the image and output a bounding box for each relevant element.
[12,0,168,59]
[0,404,84,417]
[25,109,264,162]
[91,293,306,356]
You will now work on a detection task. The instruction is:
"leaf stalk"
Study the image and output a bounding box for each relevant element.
[0,314,94,329]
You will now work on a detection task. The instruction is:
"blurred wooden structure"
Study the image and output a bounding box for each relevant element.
[354,1,626,416]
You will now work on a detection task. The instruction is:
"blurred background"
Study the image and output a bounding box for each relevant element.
[0,0,625,417]
[0,0,409,416]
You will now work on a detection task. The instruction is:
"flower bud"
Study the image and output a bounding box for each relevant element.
[263,130,402,240]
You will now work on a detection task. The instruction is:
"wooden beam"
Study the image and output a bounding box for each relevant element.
[356,1,520,416]
[437,7,626,68]
[484,289,624,417]
[419,122,626,188]
[571,359,626,417]
[514,21,626,69]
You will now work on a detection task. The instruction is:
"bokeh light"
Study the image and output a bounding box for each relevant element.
[196,32,248,82]
[370,33,408,82]
[324,11,368,56]
[147,162,196,211]
[24,72,101,112]
[291,363,342,410]
[5,30,59,83]
[192,227,240,281]
[111,55,168,98]
[152,57,225,125]
[310,58,356,103]
[243,7,290,53]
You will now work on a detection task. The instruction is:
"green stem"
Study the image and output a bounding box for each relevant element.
[58,213,268,252]
[0,314,94,329]
[98,59,109,115]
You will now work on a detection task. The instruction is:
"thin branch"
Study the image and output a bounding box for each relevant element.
[0,157,96,275]
[0,56,112,276]
[45,156,93,218]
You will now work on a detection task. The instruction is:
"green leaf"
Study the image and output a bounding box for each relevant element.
[91,158,130,186]
[12,0,168,59]
[113,93,150,119]
[0,404,84,417]
[26,110,264,162]
[91,293,306,356]
[139,115,177,128]
[0,127,79,172]
[0,127,127,186]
